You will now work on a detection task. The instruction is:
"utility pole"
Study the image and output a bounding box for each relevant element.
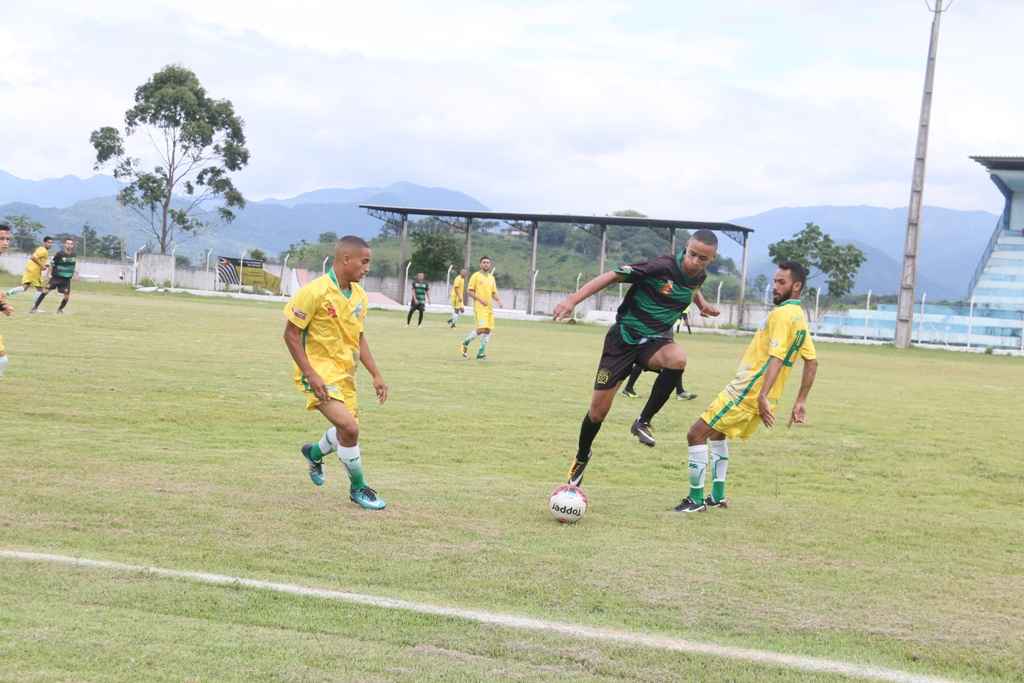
[895,0,947,349]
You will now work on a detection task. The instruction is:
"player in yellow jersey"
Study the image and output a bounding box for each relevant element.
[461,256,503,360]
[447,268,467,328]
[0,222,13,376]
[283,235,390,510]
[675,261,819,513]
[6,236,52,299]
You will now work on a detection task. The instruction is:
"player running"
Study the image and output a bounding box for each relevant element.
[0,222,13,376]
[283,235,390,510]
[553,230,721,486]
[6,236,52,298]
[461,256,502,360]
[406,272,430,327]
[447,268,467,328]
[675,261,819,513]
[30,238,76,314]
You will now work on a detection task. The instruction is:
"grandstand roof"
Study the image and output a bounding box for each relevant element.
[359,204,752,244]
[971,156,1024,171]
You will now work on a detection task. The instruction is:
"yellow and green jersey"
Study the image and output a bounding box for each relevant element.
[450,275,464,304]
[24,246,49,276]
[468,271,497,306]
[721,300,817,411]
[613,253,705,344]
[283,271,368,388]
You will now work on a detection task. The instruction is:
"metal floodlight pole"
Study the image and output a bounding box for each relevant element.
[896,0,946,349]
[170,245,178,289]
[815,289,822,325]
[280,254,291,296]
[321,256,329,275]
[576,272,583,292]
[446,264,454,301]
[405,261,413,294]
[205,249,213,273]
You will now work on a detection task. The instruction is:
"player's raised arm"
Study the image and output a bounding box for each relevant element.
[358,332,388,404]
[552,271,623,321]
[283,321,327,401]
[789,358,818,427]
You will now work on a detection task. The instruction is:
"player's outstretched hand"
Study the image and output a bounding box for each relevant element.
[373,375,389,404]
[307,372,329,402]
[699,303,720,318]
[758,394,775,429]
[788,402,807,428]
[553,298,575,321]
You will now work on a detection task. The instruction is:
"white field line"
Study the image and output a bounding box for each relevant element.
[2,549,956,683]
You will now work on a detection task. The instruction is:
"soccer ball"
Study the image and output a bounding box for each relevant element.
[549,484,588,524]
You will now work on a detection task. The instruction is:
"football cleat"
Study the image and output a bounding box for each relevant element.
[676,390,698,400]
[300,444,325,486]
[621,387,641,398]
[704,496,729,509]
[630,418,656,447]
[461,343,469,359]
[350,486,386,510]
[673,497,708,513]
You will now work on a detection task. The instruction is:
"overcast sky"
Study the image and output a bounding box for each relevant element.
[1,0,1021,219]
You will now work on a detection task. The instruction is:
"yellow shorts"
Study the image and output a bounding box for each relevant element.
[297,375,359,418]
[700,391,766,440]
[474,305,495,330]
[0,334,5,355]
[22,271,42,288]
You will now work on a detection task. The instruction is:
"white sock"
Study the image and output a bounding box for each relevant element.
[687,444,708,498]
[463,330,478,345]
[318,427,338,455]
[451,310,460,323]
[0,355,8,377]
[709,439,729,483]
[6,287,20,296]
[337,444,366,489]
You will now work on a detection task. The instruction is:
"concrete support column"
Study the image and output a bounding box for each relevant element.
[398,214,410,305]
[528,220,539,315]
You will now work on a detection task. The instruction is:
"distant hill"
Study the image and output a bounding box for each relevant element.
[0,170,122,208]
[728,205,1000,300]
[0,169,1001,298]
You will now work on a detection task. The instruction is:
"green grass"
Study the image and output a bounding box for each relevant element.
[1,277,1022,682]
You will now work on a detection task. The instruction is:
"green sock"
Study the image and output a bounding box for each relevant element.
[309,427,337,462]
[463,331,477,346]
[338,445,366,490]
[687,444,707,502]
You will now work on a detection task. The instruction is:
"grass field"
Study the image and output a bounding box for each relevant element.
[1,278,1022,682]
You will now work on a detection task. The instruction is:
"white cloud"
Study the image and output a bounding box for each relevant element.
[0,0,1022,222]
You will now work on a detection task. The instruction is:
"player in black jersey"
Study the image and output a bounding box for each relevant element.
[407,272,430,327]
[31,238,76,314]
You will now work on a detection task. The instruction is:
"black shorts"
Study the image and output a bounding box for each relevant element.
[409,301,425,311]
[593,327,671,390]
[49,277,72,294]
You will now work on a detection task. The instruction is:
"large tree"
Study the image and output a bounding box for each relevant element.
[3,214,45,252]
[91,65,250,254]
[411,230,462,280]
[768,222,865,299]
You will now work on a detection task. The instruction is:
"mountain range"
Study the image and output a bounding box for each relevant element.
[0,171,1000,299]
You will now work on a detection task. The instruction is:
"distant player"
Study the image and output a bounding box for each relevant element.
[283,235,389,510]
[676,261,819,513]
[0,221,13,376]
[31,238,76,314]
[7,236,52,297]
[447,268,467,328]
[406,272,430,327]
[461,256,502,360]
[553,231,720,486]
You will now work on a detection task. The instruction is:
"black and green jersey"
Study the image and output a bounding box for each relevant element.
[51,251,77,279]
[412,281,430,303]
[613,253,706,344]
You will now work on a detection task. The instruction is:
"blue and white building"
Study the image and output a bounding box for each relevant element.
[813,156,1024,350]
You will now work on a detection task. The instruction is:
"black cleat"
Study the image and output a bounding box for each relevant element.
[631,418,656,447]
[621,387,641,398]
[704,496,729,509]
[673,497,708,513]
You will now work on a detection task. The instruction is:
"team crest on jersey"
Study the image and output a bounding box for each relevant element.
[596,368,611,385]
[659,280,674,295]
[325,302,338,318]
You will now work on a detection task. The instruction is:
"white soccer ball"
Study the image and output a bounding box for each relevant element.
[549,484,588,524]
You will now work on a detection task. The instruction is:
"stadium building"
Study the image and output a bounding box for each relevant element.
[814,156,1024,350]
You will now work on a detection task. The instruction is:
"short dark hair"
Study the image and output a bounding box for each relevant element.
[690,229,718,248]
[43,235,53,242]
[0,221,10,231]
[338,235,369,248]
[777,260,808,289]
[479,255,492,262]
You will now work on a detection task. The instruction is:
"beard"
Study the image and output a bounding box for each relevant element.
[772,286,795,305]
